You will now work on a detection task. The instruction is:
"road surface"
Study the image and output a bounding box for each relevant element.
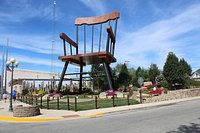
[1,99,200,133]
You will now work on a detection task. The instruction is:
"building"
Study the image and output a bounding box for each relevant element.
[191,69,200,81]
[5,69,61,93]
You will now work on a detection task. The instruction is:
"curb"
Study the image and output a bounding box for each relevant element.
[1,96,200,122]
[0,116,62,122]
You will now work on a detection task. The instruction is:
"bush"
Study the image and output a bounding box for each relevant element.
[32,91,37,95]
[38,90,46,96]
[21,89,29,96]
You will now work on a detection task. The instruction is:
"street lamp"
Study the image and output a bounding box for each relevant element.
[6,58,19,112]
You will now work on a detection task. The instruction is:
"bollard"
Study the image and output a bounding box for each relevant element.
[127,94,130,105]
[47,97,49,110]
[57,96,59,110]
[67,96,70,110]
[95,96,98,109]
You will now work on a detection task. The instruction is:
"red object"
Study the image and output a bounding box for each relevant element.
[106,90,117,96]
[144,84,159,88]
[149,88,162,95]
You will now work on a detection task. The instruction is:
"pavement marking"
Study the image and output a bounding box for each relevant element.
[0,116,62,122]
[86,112,105,117]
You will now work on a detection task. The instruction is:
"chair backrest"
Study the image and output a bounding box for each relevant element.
[75,12,120,56]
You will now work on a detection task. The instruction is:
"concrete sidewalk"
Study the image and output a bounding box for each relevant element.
[1,96,200,122]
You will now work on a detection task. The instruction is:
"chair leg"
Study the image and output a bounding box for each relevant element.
[57,62,69,92]
[103,63,115,90]
[79,65,83,92]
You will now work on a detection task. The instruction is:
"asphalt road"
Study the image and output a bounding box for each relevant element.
[1,99,200,133]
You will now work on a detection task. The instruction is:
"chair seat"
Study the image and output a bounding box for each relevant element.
[59,52,116,66]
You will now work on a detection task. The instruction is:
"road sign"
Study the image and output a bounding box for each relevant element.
[137,77,144,87]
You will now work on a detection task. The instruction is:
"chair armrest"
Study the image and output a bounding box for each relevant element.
[106,26,115,43]
[60,33,78,48]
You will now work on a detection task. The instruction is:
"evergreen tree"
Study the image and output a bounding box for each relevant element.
[177,58,192,88]
[149,64,160,84]
[90,64,108,91]
[118,63,130,87]
[163,52,192,89]
[163,52,179,89]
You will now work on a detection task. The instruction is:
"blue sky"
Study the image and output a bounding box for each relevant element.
[1,0,200,74]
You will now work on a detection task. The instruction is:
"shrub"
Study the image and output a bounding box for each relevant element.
[21,89,29,96]
[32,91,37,95]
[38,90,46,96]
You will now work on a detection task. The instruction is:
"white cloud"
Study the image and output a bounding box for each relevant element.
[79,0,107,15]
[116,4,200,69]
[0,0,52,23]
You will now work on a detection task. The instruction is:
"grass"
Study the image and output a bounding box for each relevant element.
[18,95,140,111]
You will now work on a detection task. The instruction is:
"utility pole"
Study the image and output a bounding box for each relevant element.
[1,45,5,99]
[4,39,9,94]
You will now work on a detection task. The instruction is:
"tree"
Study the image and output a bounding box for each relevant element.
[179,58,192,76]
[149,64,160,84]
[177,58,192,88]
[131,67,149,87]
[90,64,108,91]
[163,52,179,89]
[163,52,192,89]
[118,63,131,88]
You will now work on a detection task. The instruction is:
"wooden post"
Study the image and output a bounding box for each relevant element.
[127,94,130,105]
[95,96,98,109]
[75,97,77,111]
[57,96,59,110]
[139,89,142,104]
[31,96,33,105]
[40,96,42,108]
[25,96,27,103]
[28,96,31,104]
[17,94,19,100]
[112,95,115,107]
[47,96,49,110]
[67,96,70,110]
[36,97,38,105]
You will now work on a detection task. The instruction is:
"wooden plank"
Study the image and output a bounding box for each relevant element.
[58,52,116,65]
[60,33,78,48]
[75,12,120,26]
[107,26,115,43]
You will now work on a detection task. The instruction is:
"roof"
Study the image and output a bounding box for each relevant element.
[196,69,200,74]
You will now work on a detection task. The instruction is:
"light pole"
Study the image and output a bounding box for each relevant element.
[6,58,19,112]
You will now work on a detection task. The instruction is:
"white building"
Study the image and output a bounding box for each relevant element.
[5,69,62,93]
[191,71,200,81]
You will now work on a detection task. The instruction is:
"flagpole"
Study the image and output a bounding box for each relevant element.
[1,45,5,99]
[4,39,9,94]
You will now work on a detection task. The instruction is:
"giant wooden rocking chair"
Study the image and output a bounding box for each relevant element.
[57,11,120,92]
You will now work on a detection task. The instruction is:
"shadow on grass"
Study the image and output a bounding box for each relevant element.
[167,122,200,133]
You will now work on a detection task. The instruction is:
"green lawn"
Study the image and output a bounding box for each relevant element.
[18,95,140,111]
